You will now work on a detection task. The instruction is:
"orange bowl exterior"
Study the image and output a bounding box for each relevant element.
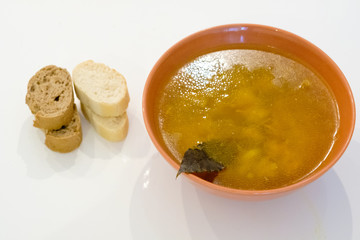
[142,24,356,200]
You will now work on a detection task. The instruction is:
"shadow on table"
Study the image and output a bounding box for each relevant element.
[129,146,354,240]
[17,115,77,179]
[183,169,352,240]
[129,152,189,240]
[16,110,131,179]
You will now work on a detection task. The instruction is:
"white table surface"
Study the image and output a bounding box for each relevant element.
[1,0,359,239]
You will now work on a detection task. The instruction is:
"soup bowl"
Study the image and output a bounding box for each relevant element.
[142,24,355,200]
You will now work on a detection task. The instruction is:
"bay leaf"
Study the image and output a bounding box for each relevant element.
[176,146,225,178]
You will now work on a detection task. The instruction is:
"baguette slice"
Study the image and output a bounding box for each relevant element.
[81,103,128,142]
[72,60,130,117]
[26,65,74,130]
[45,104,82,153]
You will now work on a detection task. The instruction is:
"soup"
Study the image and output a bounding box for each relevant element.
[155,49,339,190]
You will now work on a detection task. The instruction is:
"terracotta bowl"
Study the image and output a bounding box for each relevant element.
[142,24,355,200]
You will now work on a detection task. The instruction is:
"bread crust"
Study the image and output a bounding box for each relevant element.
[26,65,74,130]
[45,104,82,153]
[81,103,128,142]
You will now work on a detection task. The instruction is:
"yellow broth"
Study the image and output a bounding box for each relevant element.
[156,49,339,190]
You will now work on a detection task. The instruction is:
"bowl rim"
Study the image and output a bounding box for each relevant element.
[142,23,356,197]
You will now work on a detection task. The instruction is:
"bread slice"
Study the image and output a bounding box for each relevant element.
[81,103,128,142]
[72,60,130,117]
[26,65,74,130]
[45,104,82,153]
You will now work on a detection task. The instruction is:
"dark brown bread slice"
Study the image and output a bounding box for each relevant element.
[45,104,82,153]
[26,65,74,130]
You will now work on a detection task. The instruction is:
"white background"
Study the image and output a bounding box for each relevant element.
[0,0,359,239]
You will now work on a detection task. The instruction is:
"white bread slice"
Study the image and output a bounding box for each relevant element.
[72,60,130,117]
[45,104,82,153]
[81,103,128,142]
[26,65,74,130]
